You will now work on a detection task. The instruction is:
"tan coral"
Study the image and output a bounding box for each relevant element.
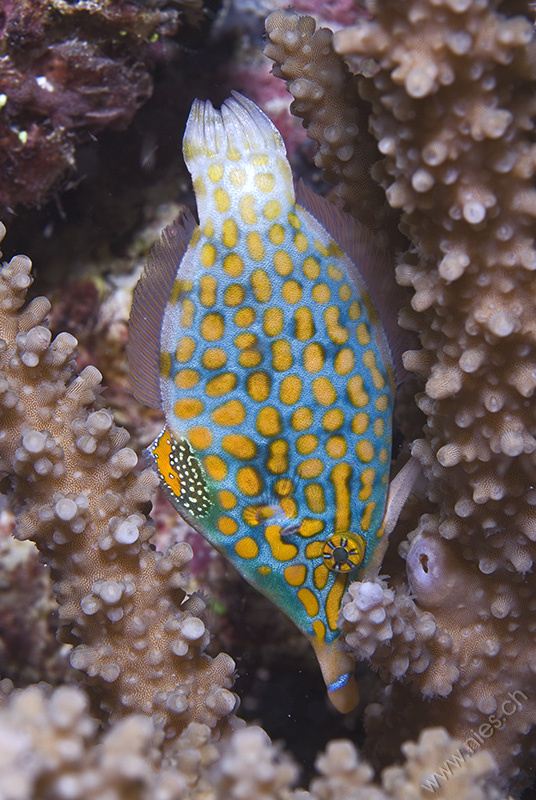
[334,0,536,571]
[0,683,505,800]
[0,222,238,743]
[264,10,398,242]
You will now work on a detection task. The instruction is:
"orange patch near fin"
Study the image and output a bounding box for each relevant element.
[150,428,182,500]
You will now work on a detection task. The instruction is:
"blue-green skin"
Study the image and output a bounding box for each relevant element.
[165,248,392,639]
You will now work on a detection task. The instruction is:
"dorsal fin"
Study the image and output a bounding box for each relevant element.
[127,210,197,409]
[296,180,411,384]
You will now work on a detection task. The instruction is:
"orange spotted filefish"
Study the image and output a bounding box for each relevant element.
[128,93,408,713]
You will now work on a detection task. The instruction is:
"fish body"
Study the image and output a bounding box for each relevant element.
[128,93,403,713]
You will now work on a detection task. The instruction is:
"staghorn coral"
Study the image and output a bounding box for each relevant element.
[264,10,397,240]
[0,221,237,741]
[265,1,536,792]
[0,682,503,799]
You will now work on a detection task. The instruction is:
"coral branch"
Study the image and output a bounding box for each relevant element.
[264,10,399,243]
[0,222,237,742]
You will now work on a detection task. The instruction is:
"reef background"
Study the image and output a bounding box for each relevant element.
[0,0,535,798]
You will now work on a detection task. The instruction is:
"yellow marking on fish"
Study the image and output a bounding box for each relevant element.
[302,255,320,279]
[222,218,239,248]
[256,406,282,436]
[334,348,355,376]
[201,312,225,341]
[359,468,375,501]
[323,409,344,431]
[239,194,257,224]
[234,306,256,327]
[266,439,289,474]
[206,372,237,397]
[204,454,228,480]
[297,459,324,479]
[314,563,329,590]
[374,418,385,438]
[201,347,227,369]
[211,399,247,426]
[304,483,326,514]
[263,306,284,336]
[376,394,389,412]
[294,307,315,341]
[229,167,246,187]
[265,525,298,561]
[349,300,361,320]
[298,588,319,617]
[251,269,272,302]
[312,377,337,406]
[175,337,196,362]
[279,375,303,405]
[326,575,346,630]
[327,264,343,281]
[263,199,281,219]
[174,398,204,419]
[246,371,271,402]
[200,242,217,268]
[347,375,369,408]
[223,253,244,277]
[284,564,307,587]
[324,306,349,345]
[247,231,265,261]
[214,187,231,212]
[351,412,369,435]
[294,232,308,252]
[331,463,351,531]
[325,435,347,459]
[273,250,293,276]
[268,223,285,246]
[296,434,318,455]
[303,343,325,373]
[255,172,275,192]
[175,368,200,389]
[219,489,238,509]
[187,425,213,449]
[235,536,259,558]
[356,440,374,463]
[207,163,224,181]
[312,283,331,303]
[364,349,386,390]
[291,406,313,431]
[357,322,371,345]
[339,284,352,301]
[199,275,217,307]
[361,501,376,531]
[218,516,238,535]
[271,340,293,371]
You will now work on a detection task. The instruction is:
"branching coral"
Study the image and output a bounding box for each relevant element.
[0,222,237,741]
[265,1,536,791]
[0,682,503,799]
[264,10,398,241]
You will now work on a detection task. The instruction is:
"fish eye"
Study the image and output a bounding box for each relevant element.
[323,532,366,573]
